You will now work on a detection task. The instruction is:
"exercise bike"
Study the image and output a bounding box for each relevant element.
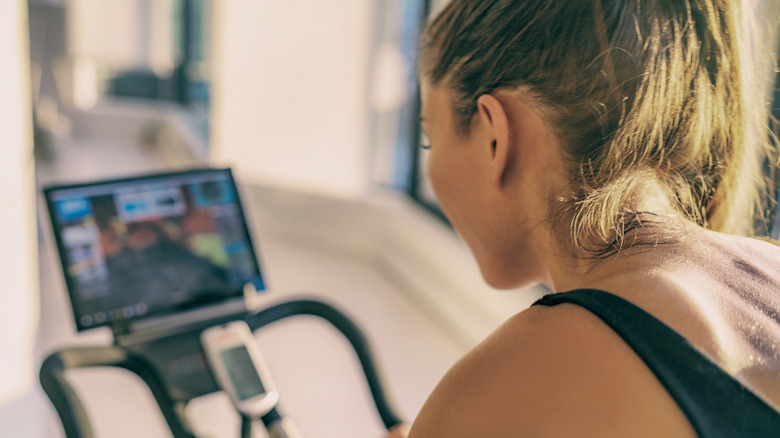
[40,297,404,438]
[40,169,404,437]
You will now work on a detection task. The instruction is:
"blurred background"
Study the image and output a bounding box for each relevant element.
[1,0,779,437]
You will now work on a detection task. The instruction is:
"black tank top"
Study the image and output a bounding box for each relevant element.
[533,289,780,437]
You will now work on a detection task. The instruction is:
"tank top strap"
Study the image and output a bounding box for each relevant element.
[533,289,780,437]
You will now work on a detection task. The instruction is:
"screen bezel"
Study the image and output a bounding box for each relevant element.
[43,167,265,332]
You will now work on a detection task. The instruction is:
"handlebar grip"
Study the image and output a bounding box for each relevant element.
[245,298,405,430]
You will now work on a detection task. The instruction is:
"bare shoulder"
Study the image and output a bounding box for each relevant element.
[408,303,696,438]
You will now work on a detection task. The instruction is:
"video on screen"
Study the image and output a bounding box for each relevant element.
[49,172,262,329]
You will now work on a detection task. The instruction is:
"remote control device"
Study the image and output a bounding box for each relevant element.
[201,321,279,417]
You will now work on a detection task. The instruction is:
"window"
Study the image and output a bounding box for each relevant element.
[376,0,445,219]
[56,0,211,141]
[769,60,780,239]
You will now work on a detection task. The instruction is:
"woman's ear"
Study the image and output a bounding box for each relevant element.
[476,94,512,190]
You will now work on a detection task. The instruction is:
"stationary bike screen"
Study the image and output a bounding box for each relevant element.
[43,168,265,332]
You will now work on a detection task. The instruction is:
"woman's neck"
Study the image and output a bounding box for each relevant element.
[540,212,698,293]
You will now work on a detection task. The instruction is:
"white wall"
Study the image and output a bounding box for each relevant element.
[0,0,39,408]
[210,1,376,199]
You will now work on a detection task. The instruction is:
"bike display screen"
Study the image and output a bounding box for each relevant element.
[44,168,265,331]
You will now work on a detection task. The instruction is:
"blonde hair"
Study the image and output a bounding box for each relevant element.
[420,0,776,254]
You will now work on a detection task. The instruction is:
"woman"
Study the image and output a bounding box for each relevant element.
[389,0,780,436]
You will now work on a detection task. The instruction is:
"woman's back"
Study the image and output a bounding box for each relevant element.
[592,228,780,410]
[406,228,780,437]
